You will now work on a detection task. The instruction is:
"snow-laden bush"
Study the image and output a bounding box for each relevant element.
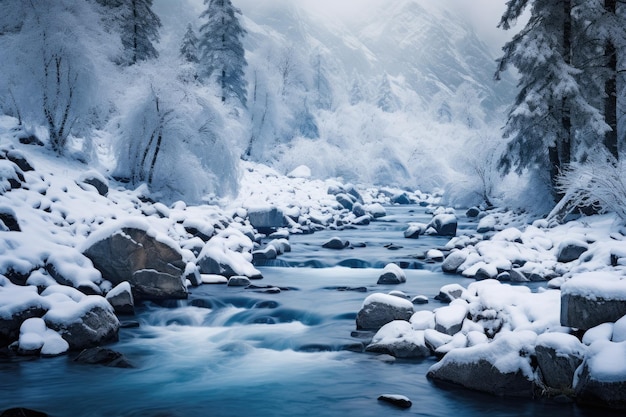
[555,151,626,221]
[113,65,241,204]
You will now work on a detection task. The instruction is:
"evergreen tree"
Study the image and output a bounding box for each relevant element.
[97,0,161,65]
[496,0,608,197]
[376,73,399,113]
[180,23,199,64]
[349,71,365,106]
[198,0,248,107]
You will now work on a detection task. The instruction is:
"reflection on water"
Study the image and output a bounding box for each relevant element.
[0,207,620,417]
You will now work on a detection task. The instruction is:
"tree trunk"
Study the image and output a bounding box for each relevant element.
[604,0,618,160]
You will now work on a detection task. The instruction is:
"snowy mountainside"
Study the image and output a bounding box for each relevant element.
[234,0,515,192]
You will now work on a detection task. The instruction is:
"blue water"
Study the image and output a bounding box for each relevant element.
[0,207,619,416]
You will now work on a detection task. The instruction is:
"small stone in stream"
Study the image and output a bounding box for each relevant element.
[227,276,251,287]
[322,237,349,249]
[74,347,134,368]
[412,295,429,304]
[384,243,403,250]
[466,207,480,218]
[0,408,48,417]
[388,290,409,299]
[351,242,367,248]
[378,394,412,409]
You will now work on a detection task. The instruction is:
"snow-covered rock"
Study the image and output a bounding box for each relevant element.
[322,237,349,250]
[427,331,538,397]
[286,165,311,179]
[561,271,626,330]
[434,301,468,335]
[575,340,626,409]
[366,320,430,358]
[427,213,457,237]
[227,276,251,287]
[247,206,286,232]
[557,239,589,263]
[82,224,187,300]
[377,394,412,409]
[535,332,585,392]
[105,282,134,315]
[77,170,109,197]
[356,293,414,331]
[434,283,466,303]
[0,205,20,232]
[441,250,467,274]
[0,278,49,346]
[377,263,406,285]
[43,294,119,350]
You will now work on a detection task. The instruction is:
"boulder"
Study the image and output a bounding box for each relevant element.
[105,282,134,315]
[441,251,467,274]
[561,272,626,330]
[78,171,109,196]
[352,215,371,226]
[247,207,286,232]
[391,193,412,205]
[366,321,430,358]
[197,246,263,280]
[365,203,387,219]
[335,193,354,210]
[356,293,414,331]
[434,301,468,336]
[74,347,133,368]
[426,249,445,262]
[575,340,626,409]
[434,283,466,303]
[0,160,25,191]
[43,296,119,350]
[476,215,496,234]
[377,263,406,285]
[0,206,20,232]
[465,207,480,218]
[83,227,187,300]
[0,282,48,347]
[403,224,423,239]
[252,245,278,261]
[427,331,537,397]
[5,150,34,172]
[535,333,585,392]
[557,240,588,263]
[352,203,366,217]
[322,237,349,250]
[377,395,412,409]
[428,214,457,237]
[227,276,251,287]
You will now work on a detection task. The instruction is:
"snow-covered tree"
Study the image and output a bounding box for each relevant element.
[97,0,161,66]
[180,23,199,64]
[0,0,118,154]
[198,0,248,107]
[496,0,608,197]
[349,71,366,106]
[376,73,399,113]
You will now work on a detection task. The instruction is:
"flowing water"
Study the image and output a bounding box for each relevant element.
[0,207,619,416]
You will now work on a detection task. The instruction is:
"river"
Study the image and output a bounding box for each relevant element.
[0,207,619,416]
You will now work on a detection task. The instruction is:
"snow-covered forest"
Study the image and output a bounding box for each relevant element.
[2,0,626,415]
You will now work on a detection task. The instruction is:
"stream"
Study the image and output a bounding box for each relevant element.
[0,207,619,416]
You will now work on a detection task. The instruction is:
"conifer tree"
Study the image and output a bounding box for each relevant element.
[376,73,398,113]
[97,0,161,65]
[496,0,608,197]
[198,0,248,107]
[180,23,199,64]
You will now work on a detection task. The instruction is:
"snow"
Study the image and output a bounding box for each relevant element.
[582,323,614,345]
[561,271,626,300]
[612,315,626,342]
[582,340,626,383]
[536,332,586,358]
[371,320,425,346]
[43,295,114,325]
[410,310,435,330]
[287,165,312,179]
[362,293,414,310]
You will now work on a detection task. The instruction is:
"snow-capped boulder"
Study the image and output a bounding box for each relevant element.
[557,240,589,263]
[423,329,453,351]
[227,276,251,287]
[561,272,626,330]
[428,213,457,237]
[78,170,109,197]
[0,205,20,232]
[286,165,311,179]
[365,203,386,219]
[335,193,355,210]
[0,159,25,193]
[2,149,34,172]
[247,206,286,232]
[43,295,119,350]
[322,237,349,250]
[356,293,414,331]
[45,250,102,295]
[252,245,278,261]
[434,283,466,303]
[426,249,445,262]
[352,202,366,217]
[434,301,469,336]
[365,320,430,358]
[403,223,424,239]
[105,282,134,315]
[0,279,49,346]
[465,207,480,218]
[377,263,406,285]
[17,317,69,357]
[535,333,585,392]
[427,331,538,397]
[82,225,188,300]
[377,394,412,409]
[476,215,496,234]
[575,340,626,409]
[391,193,411,205]
[441,250,467,274]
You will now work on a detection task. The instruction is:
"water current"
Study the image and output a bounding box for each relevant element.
[0,207,620,416]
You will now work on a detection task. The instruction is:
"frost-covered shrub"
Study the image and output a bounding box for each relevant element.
[113,70,241,204]
[556,151,626,221]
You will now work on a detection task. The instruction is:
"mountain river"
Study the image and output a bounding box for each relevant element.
[0,207,620,416]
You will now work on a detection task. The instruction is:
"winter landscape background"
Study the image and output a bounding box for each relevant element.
[2,0,626,416]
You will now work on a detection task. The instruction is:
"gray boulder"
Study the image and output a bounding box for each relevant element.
[441,251,467,274]
[428,214,457,237]
[356,293,413,331]
[377,263,406,285]
[105,282,135,315]
[391,193,412,205]
[44,297,119,350]
[366,321,430,358]
[561,293,626,331]
[575,341,626,409]
[83,227,187,300]
[78,171,109,196]
[335,193,355,210]
[248,207,286,232]
[322,237,349,250]
[227,276,251,287]
[252,245,278,261]
[535,333,585,392]
[0,206,20,232]
[557,240,589,263]
[74,347,133,368]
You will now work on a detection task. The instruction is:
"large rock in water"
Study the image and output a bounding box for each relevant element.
[356,293,414,331]
[535,333,585,392]
[83,227,187,300]
[575,340,626,409]
[428,214,457,237]
[427,331,537,397]
[43,296,119,350]
[247,207,286,232]
[560,272,626,330]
